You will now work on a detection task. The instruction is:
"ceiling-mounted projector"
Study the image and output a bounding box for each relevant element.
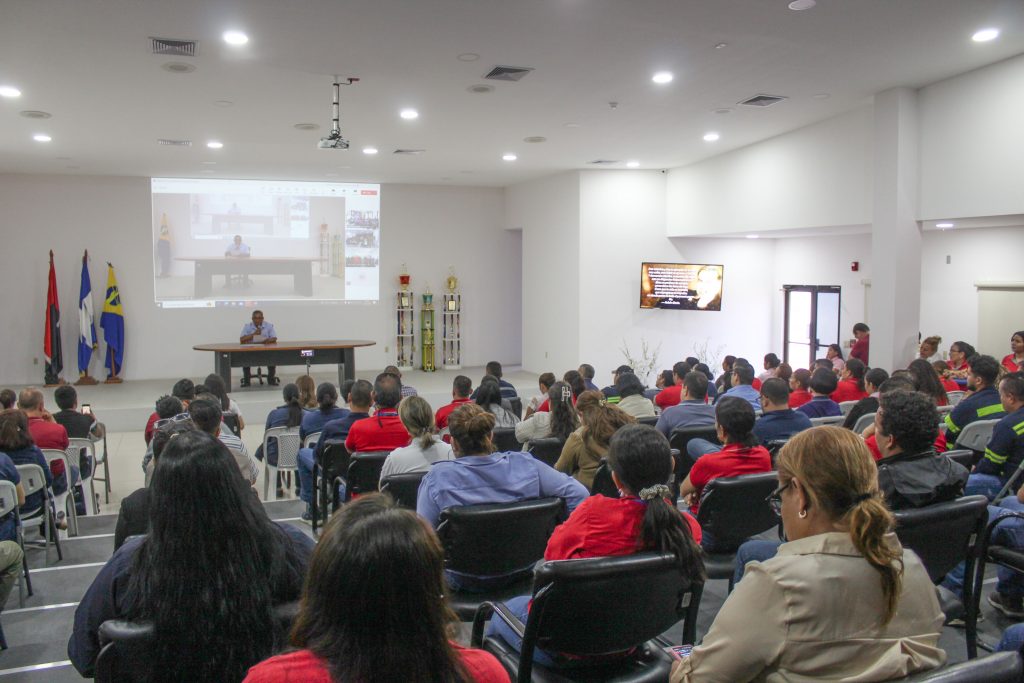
[318,77,358,150]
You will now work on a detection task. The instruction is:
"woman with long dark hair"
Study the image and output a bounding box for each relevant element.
[514,381,579,447]
[831,357,868,403]
[908,358,950,406]
[299,382,348,442]
[243,495,509,683]
[946,341,976,380]
[70,431,313,681]
[255,383,305,466]
[205,372,245,431]
[474,379,519,429]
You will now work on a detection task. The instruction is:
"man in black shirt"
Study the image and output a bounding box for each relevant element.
[52,385,103,478]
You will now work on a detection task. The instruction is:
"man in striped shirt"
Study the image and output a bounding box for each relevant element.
[966,372,1024,500]
[384,365,418,398]
[188,398,260,486]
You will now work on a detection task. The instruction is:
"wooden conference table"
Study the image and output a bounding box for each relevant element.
[194,340,376,388]
[176,257,317,298]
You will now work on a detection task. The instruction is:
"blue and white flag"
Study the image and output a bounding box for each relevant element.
[77,250,97,376]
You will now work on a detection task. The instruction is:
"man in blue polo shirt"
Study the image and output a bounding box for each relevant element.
[716,362,761,412]
[656,371,716,437]
[945,354,1005,446]
[966,372,1024,500]
[239,310,278,387]
[753,378,812,445]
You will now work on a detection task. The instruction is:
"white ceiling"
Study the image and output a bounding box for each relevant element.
[1,0,1022,187]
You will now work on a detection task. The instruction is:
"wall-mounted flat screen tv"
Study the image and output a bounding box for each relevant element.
[640,262,724,311]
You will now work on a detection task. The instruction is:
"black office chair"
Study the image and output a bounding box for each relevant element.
[591,460,619,498]
[509,397,523,419]
[636,415,659,427]
[492,427,523,452]
[695,472,779,590]
[438,497,565,620]
[528,438,565,468]
[346,451,390,500]
[311,442,351,532]
[972,507,1024,656]
[892,495,988,660]
[380,471,427,509]
[95,601,300,682]
[473,552,704,683]
[668,426,719,497]
[899,651,1022,682]
[766,439,788,466]
[944,449,977,469]
[221,412,241,437]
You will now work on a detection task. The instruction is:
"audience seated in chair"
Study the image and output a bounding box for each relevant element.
[654,361,692,411]
[788,368,813,409]
[578,363,599,393]
[416,403,587,590]
[909,358,951,407]
[18,388,78,494]
[717,362,761,412]
[69,431,313,681]
[203,374,245,433]
[0,409,61,526]
[189,398,259,486]
[515,381,578,448]
[674,427,945,683]
[752,378,812,446]
[0,390,14,411]
[946,340,977,381]
[144,379,194,445]
[842,367,888,431]
[796,368,841,418]
[522,372,555,419]
[485,423,705,668]
[964,372,1024,501]
[656,371,716,438]
[436,375,474,439]
[944,354,1005,445]
[299,382,348,442]
[600,364,633,403]
[554,391,635,489]
[831,358,869,403]
[613,371,657,419]
[470,361,517,401]
[378,395,453,483]
[474,379,520,430]
[254,384,305,467]
[243,495,508,683]
[345,373,410,454]
[383,365,418,398]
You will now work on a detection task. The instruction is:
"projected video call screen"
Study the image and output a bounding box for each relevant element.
[151,178,381,308]
[640,262,724,311]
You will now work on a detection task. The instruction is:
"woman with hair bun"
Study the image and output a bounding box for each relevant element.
[671,427,944,682]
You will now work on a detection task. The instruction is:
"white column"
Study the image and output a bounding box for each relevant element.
[870,88,921,371]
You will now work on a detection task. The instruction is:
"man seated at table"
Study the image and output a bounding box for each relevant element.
[224,234,251,287]
[239,310,278,387]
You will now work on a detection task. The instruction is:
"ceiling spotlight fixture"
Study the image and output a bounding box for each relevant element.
[222,30,249,46]
[161,62,196,74]
[502,153,517,161]
[564,122,581,128]
[936,222,955,229]
[651,71,674,84]
[33,134,52,142]
[811,93,831,99]
[457,53,480,62]
[467,84,495,94]
[0,85,21,98]
[746,234,760,239]
[626,161,640,168]
[362,147,378,155]
[714,42,728,50]
[399,108,419,120]
[703,132,720,142]
[293,123,319,131]
[523,136,546,143]
[318,77,358,150]
[788,0,816,10]
[19,110,52,119]
[201,161,216,165]
[206,140,223,149]
[972,28,1000,42]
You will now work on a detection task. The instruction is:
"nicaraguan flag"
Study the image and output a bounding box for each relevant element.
[43,251,64,385]
[100,262,125,377]
[78,251,98,375]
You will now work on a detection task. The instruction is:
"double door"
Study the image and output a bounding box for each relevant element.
[783,285,841,369]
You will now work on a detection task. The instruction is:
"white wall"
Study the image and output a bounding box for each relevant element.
[665,107,873,237]
[919,54,1024,221]
[0,174,519,385]
[505,172,580,374]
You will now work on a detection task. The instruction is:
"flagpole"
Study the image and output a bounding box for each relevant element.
[76,249,99,385]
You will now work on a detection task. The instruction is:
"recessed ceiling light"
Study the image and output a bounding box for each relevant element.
[206,140,223,149]
[467,84,495,94]
[972,28,1000,43]
[788,0,816,10]
[19,110,52,119]
[651,71,674,84]
[457,53,480,62]
[201,161,217,165]
[936,222,955,229]
[703,132,720,142]
[746,234,760,239]
[222,30,249,46]
[362,147,378,155]
[811,93,831,100]
[626,161,640,168]
[213,100,234,108]
[33,134,52,142]
[564,122,581,128]
[714,43,728,50]
[502,153,517,161]
[161,62,196,74]
[0,85,21,98]
[523,136,546,143]
[399,108,419,120]
[293,123,319,131]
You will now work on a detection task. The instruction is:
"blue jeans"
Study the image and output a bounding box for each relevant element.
[485,595,559,668]
[965,473,1004,500]
[942,497,1024,599]
[687,439,719,462]
[998,623,1024,651]
[297,448,315,504]
[732,539,782,585]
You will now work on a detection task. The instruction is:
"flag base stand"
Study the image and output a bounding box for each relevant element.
[104,376,123,384]
[44,379,66,388]
[75,375,99,386]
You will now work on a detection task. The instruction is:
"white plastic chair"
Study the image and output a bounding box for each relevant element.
[955,419,1000,452]
[809,415,845,427]
[40,450,78,538]
[0,480,28,607]
[839,401,859,416]
[852,412,876,435]
[303,431,322,449]
[947,391,966,406]
[937,404,954,415]
[262,427,302,501]
[15,463,62,562]
[67,438,98,515]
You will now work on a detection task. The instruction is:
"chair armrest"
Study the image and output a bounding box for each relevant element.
[470,600,525,648]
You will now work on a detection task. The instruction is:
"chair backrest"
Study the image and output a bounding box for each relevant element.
[668,426,720,464]
[15,464,46,498]
[636,415,659,427]
[263,426,301,468]
[900,650,1021,682]
[528,553,704,655]
[946,391,966,407]
[438,497,564,577]
[955,419,999,452]
[41,449,72,489]
[347,451,390,497]
[221,412,241,437]
[839,400,859,416]
[0,480,17,517]
[936,404,954,415]
[67,437,95,465]
[696,472,779,553]
[380,471,427,509]
[852,412,876,434]
[590,460,619,498]
[303,431,321,449]
[944,449,976,469]
[809,415,845,426]
[491,427,522,452]
[528,437,565,467]
[892,495,989,583]
[509,397,523,419]
[320,442,351,483]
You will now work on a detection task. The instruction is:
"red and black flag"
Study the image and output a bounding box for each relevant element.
[43,250,64,385]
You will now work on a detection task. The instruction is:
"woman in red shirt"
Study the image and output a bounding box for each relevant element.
[486,424,705,667]
[908,359,949,407]
[1002,331,1024,373]
[946,341,976,380]
[244,496,509,683]
[830,358,868,403]
[931,361,961,394]
[788,368,813,408]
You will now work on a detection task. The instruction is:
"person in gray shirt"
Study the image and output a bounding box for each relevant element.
[656,371,716,437]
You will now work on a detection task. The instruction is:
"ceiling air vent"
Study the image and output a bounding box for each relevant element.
[483,65,534,82]
[150,37,198,57]
[587,159,620,165]
[738,94,787,107]
[393,149,426,155]
[157,138,192,147]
